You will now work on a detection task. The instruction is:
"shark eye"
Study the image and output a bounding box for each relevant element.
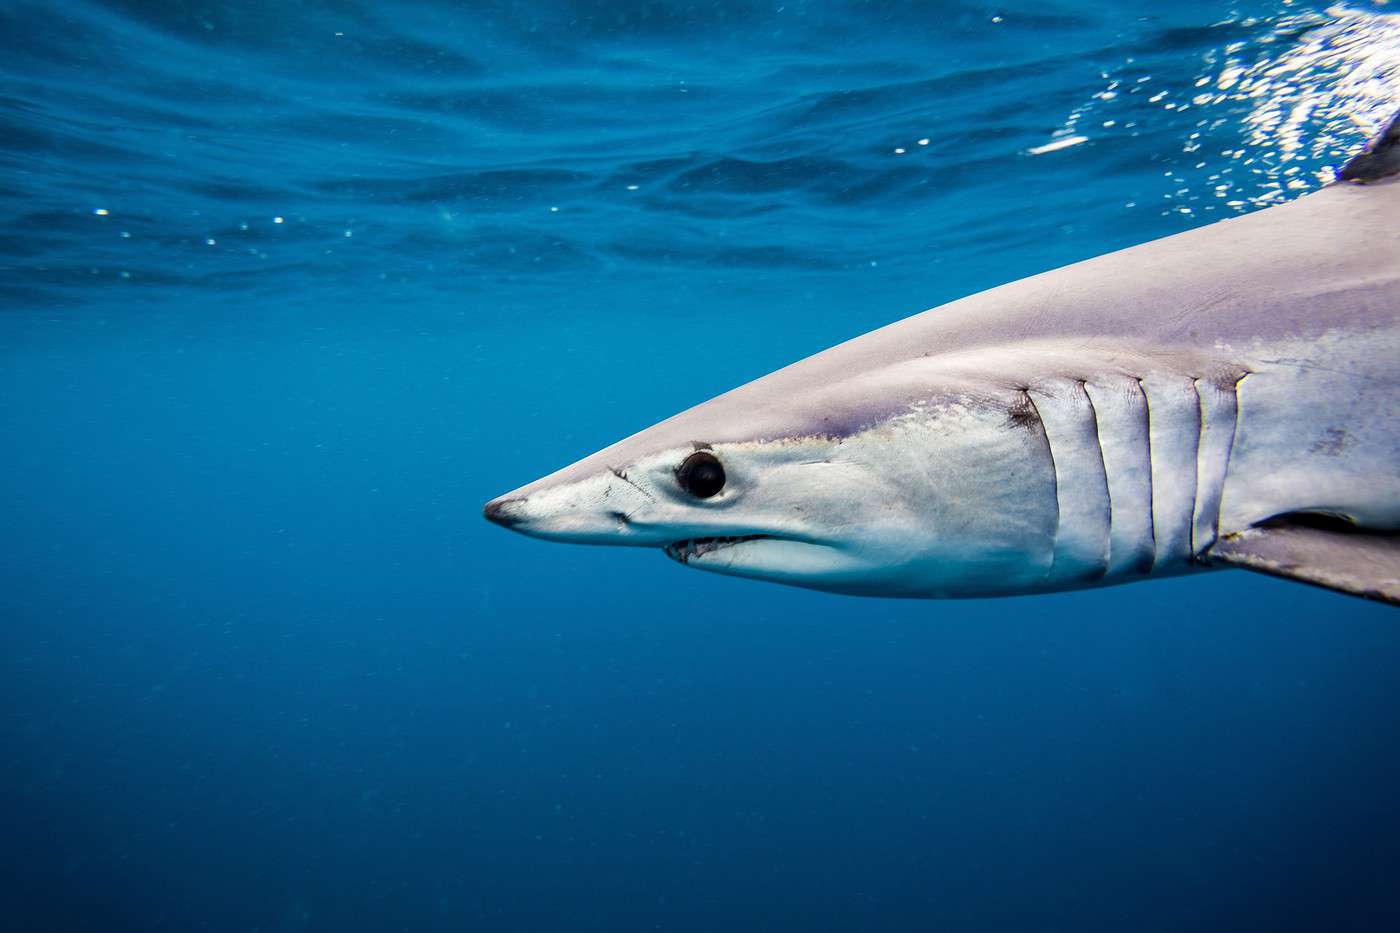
[676,450,725,499]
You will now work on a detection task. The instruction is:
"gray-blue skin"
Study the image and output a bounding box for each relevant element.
[485,113,1400,605]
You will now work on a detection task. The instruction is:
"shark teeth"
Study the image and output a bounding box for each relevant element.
[664,535,767,563]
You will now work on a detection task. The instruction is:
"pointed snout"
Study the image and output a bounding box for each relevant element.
[482,496,526,528]
[481,470,664,546]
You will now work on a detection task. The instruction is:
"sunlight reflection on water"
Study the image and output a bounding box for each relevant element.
[1038,3,1400,216]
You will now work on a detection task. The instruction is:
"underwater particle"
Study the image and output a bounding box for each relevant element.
[549,206,558,212]
[894,147,905,154]
[206,237,216,245]
[344,229,353,237]
[625,184,639,191]
[274,216,284,223]
[92,208,108,216]
[120,231,130,238]
[918,138,930,146]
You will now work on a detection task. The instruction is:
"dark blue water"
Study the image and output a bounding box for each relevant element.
[5,2,1400,930]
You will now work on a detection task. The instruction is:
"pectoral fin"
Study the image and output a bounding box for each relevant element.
[1207,520,1400,607]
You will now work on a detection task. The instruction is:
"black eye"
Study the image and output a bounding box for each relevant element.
[676,450,725,498]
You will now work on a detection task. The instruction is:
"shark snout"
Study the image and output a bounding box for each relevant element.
[482,470,664,546]
[482,497,526,527]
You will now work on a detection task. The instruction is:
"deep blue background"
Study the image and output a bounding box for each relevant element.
[4,2,1400,931]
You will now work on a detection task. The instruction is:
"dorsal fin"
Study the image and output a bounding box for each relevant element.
[1207,517,1400,606]
[1337,108,1400,183]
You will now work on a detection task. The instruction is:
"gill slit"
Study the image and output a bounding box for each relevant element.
[1135,377,1158,564]
[1217,371,1249,550]
[1081,380,1112,579]
[1022,389,1059,580]
[1187,378,1204,558]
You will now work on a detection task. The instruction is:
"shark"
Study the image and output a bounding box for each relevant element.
[484,112,1400,606]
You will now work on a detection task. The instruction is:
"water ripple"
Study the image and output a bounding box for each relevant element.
[1,1,1396,308]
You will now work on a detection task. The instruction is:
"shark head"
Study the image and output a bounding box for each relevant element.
[484,354,1060,598]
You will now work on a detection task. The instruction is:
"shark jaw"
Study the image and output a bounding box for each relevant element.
[663,534,769,563]
[659,533,879,593]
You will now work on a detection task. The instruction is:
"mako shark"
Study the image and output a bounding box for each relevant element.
[485,113,1400,605]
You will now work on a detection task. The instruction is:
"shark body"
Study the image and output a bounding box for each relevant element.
[485,116,1400,605]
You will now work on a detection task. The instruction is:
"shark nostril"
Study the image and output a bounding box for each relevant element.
[483,498,526,527]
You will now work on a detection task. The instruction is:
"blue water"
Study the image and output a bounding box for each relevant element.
[5,2,1400,930]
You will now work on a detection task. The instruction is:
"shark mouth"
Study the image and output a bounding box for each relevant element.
[664,535,770,563]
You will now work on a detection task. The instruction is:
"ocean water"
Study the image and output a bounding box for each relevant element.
[4,1,1400,930]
